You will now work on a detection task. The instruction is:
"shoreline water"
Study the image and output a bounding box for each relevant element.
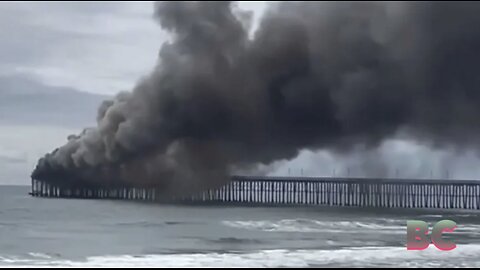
[1,186,480,267]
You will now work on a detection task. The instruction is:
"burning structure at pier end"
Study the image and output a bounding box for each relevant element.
[32,2,480,196]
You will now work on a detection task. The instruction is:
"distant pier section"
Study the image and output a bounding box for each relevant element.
[30,176,480,210]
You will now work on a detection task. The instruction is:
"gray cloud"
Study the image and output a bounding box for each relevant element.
[0,154,26,164]
[0,1,164,95]
[0,74,109,127]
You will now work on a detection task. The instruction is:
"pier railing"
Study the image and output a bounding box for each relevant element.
[30,176,480,210]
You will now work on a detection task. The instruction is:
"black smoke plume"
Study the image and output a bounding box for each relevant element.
[32,1,480,195]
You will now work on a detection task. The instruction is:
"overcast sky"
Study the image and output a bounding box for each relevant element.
[0,1,268,96]
[1,1,480,185]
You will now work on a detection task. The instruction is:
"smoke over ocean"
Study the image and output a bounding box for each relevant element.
[32,2,480,194]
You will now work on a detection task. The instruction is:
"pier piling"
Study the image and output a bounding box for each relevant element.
[29,176,480,210]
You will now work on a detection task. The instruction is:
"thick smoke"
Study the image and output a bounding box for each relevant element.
[32,2,480,195]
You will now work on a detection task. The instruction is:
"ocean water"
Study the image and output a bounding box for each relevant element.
[1,186,480,267]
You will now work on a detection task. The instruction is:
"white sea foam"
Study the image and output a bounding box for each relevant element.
[420,215,444,218]
[28,253,52,259]
[221,218,480,235]
[2,245,480,267]
[221,219,405,234]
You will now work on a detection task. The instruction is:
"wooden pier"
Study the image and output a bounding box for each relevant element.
[30,176,480,210]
